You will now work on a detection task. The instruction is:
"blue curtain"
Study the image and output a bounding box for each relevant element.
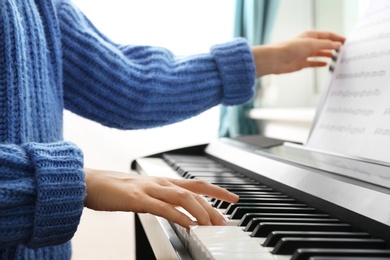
[219,0,279,137]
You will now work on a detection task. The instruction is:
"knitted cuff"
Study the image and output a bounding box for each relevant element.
[22,141,86,248]
[210,38,255,106]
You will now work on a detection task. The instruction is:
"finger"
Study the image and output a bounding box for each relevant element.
[194,194,227,226]
[154,180,232,225]
[140,195,197,228]
[149,185,212,225]
[304,60,329,68]
[315,50,335,58]
[311,39,342,52]
[301,30,346,43]
[315,31,346,43]
[170,178,239,203]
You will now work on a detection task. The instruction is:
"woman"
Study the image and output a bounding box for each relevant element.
[0,0,344,259]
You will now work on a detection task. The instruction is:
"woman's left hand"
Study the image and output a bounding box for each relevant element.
[252,30,346,77]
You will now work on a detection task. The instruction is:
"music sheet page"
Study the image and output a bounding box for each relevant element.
[306,0,390,163]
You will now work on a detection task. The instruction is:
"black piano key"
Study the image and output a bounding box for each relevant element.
[244,218,340,232]
[239,213,331,227]
[173,162,223,171]
[309,257,390,260]
[225,203,307,215]
[176,163,226,169]
[251,223,352,237]
[162,153,203,160]
[217,197,296,209]
[209,186,274,200]
[194,175,250,180]
[219,184,271,189]
[272,238,386,255]
[210,191,282,204]
[171,158,221,167]
[194,176,258,184]
[183,171,242,179]
[233,191,283,196]
[184,171,240,179]
[224,187,274,192]
[291,249,390,260]
[173,161,222,167]
[212,194,288,207]
[263,231,371,247]
[229,206,317,219]
[163,154,213,164]
[177,166,229,176]
[218,184,268,188]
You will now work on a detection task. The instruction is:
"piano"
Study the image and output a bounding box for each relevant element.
[132,135,390,260]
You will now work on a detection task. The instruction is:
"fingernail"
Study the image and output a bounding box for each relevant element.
[189,221,198,227]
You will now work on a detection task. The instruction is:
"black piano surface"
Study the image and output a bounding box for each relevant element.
[132,136,390,260]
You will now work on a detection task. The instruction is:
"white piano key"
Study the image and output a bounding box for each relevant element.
[188,226,285,260]
[212,252,275,260]
[223,216,240,226]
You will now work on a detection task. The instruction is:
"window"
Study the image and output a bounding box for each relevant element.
[72,0,235,55]
[251,0,372,143]
[260,0,371,109]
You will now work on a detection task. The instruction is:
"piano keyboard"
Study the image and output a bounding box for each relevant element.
[158,153,390,260]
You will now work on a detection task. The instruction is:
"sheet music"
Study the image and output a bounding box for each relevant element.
[306,0,390,163]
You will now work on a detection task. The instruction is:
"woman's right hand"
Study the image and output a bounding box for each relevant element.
[84,168,239,229]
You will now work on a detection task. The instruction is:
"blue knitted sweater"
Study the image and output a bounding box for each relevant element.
[0,0,255,259]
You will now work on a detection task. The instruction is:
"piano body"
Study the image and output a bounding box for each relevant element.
[132,136,390,260]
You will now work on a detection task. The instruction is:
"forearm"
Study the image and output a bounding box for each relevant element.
[57,0,256,130]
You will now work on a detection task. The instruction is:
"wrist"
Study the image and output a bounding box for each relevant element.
[252,45,281,77]
[83,168,94,208]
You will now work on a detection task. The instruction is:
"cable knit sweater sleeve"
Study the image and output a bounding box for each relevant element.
[0,141,85,249]
[57,0,256,129]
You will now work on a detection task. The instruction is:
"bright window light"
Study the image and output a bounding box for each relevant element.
[72,0,235,55]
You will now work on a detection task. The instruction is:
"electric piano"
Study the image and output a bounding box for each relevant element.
[132,135,390,260]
